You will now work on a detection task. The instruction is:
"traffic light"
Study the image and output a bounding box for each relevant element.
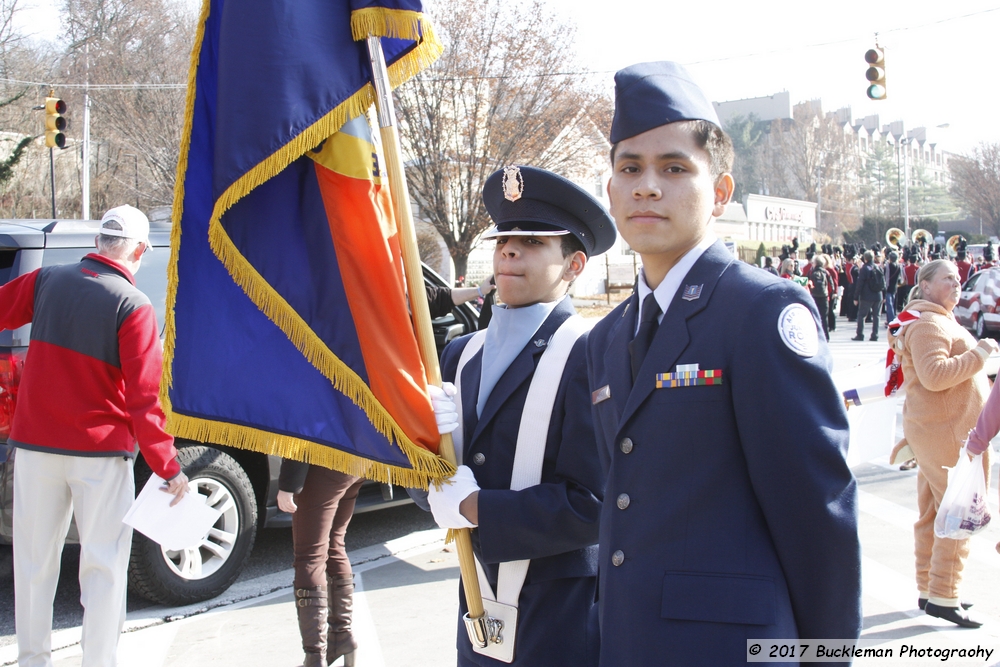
[865,47,886,101]
[44,96,66,148]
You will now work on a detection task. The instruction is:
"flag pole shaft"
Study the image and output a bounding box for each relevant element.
[366,35,487,625]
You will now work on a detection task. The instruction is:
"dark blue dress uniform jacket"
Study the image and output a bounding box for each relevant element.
[440,297,605,667]
[587,242,861,667]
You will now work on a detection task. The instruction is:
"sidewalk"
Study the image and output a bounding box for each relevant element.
[6,312,1000,667]
[0,530,461,667]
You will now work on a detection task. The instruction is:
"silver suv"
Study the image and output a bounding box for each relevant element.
[0,218,477,605]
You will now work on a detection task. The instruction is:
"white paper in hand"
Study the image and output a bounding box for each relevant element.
[122,474,222,551]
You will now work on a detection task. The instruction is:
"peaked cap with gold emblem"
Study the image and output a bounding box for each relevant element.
[481,165,617,257]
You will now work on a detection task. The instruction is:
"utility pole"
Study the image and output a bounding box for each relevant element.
[49,148,56,218]
[896,139,906,218]
[816,166,822,233]
[902,137,910,237]
[123,153,139,208]
[82,42,91,220]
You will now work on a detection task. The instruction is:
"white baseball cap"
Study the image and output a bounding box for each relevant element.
[100,205,151,249]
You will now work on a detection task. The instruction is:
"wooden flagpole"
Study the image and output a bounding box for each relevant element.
[365,36,496,647]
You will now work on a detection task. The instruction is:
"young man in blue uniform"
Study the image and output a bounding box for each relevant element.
[587,62,862,666]
[426,165,615,666]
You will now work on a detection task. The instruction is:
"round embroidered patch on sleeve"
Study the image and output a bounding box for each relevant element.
[777,303,819,357]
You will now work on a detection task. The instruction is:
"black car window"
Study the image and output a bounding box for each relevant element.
[0,250,16,285]
[964,272,981,292]
[42,247,169,335]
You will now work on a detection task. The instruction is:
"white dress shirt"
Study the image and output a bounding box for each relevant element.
[635,234,716,334]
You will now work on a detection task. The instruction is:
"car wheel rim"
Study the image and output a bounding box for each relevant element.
[160,477,240,581]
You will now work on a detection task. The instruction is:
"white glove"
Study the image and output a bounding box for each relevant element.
[428,382,459,434]
[976,338,999,358]
[427,465,480,529]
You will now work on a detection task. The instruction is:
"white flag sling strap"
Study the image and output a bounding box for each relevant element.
[452,330,487,467]
[454,315,590,663]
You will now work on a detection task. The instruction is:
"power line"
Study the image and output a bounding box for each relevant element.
[0,77,185,90]
[2,5,998,88]
[686,5,1000,66]
[418,5,1000,80]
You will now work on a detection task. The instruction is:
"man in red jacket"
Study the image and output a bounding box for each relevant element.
[4,205,188,667]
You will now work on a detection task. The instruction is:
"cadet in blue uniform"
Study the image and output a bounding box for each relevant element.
[426,165,615,667]
[587,62,861,666]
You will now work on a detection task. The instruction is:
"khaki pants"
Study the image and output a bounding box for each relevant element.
[910,441,990,605]
[13,448,134,667]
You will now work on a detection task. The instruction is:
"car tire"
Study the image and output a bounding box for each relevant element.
[128,445,258,606]
[976,313,988,340]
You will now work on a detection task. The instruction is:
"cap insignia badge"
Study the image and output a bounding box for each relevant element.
[502,165,524,202]
[681,284,703,301]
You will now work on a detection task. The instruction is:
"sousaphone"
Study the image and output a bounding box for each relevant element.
[885,228,905,251]
[911,229,933,247]
[946,234,965,258]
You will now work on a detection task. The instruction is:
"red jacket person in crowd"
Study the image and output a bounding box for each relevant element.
[3,205,188,667]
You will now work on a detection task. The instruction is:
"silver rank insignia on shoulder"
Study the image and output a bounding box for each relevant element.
[502,165,524,202]
[681,284,703,301]
[778,303,819,357]
[533,338,547,348]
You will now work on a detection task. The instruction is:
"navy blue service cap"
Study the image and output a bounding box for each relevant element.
[481,165,616,257]
[610,61,720,144]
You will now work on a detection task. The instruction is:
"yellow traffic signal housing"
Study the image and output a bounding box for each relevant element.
[44,96,67,148]
[865,47,886,101]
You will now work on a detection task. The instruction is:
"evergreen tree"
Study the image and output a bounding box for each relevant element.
[858,141,900,218]
[754,242,766,267]
[723,113,766,204]
[907,163,956,219]
[0,89,30,187]
[843,215,938,248]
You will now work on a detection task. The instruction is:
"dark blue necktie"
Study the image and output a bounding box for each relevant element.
[629,293,661,382]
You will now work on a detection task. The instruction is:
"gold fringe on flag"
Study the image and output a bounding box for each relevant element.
[161,0,212,395]
[162,0,451,488]
[167,411,455,489]
[351,7,443,87]
[350,7,425,42]
[206,219,453,477]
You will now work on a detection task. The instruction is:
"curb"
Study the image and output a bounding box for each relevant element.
[0,528,446,666]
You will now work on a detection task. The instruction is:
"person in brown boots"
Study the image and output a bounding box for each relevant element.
[278,461,363,666]
[888,259,998,627]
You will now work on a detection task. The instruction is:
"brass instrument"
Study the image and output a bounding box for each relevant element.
[885,227,905,251]
[946,234,965,258]
[911,229,933,246]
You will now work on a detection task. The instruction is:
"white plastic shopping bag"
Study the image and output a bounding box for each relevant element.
[934,448,992,539]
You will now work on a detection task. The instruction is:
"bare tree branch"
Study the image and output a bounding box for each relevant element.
[951,143,1000,237]
[394,0,601,277]
[760,103,861,237]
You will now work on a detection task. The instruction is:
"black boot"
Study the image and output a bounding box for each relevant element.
[295,586,329,667]
[925,601,982,628]
[919,597,972,611]
[327,576,358,666]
